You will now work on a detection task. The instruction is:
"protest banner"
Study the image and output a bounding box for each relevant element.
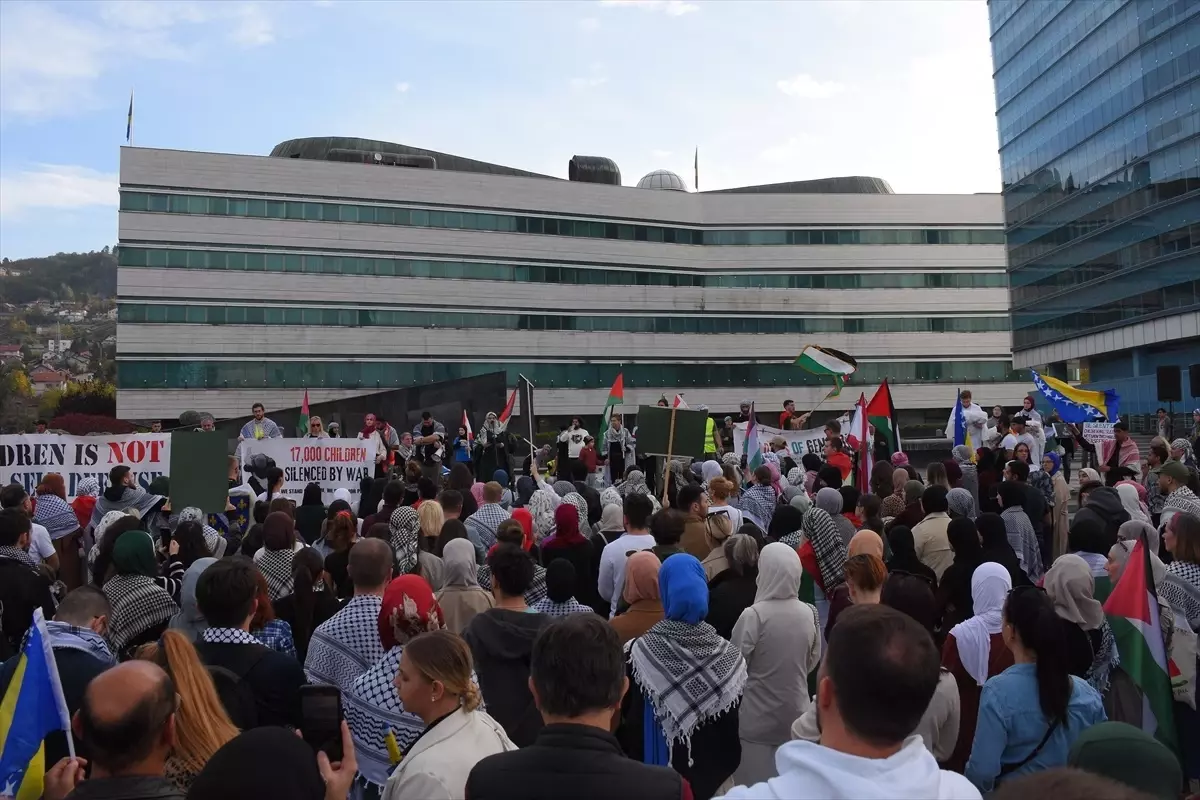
[1,433,171,498]
[732,421,830,462]
[239,438,374,503]
[1081,422,1116,445]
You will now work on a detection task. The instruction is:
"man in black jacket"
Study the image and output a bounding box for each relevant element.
[192,558,306,728]
[466,615,690,800]
[0,507,55,658]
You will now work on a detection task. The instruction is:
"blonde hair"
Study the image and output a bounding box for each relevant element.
[419,501,445,539]
[403,630,481,711]
[136,630,238,775]
[926,462,951,491]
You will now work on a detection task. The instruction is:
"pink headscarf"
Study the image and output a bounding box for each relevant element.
[470,482,487,505]
[765,461,784,497]
[890,452,910,467]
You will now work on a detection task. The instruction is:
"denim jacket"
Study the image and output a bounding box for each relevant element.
[965,662,1106,792]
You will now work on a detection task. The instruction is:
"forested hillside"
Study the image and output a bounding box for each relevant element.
[0,249,118,303]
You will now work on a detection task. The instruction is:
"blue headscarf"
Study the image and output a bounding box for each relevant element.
[1044,451,1062,476]
[658,554,708,624]
[493,469,509,486]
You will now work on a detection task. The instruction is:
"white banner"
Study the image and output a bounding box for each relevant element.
[732,421,830,462]
[1,433,171,498]
[1081,422,1116,444]
[239,439,374,504]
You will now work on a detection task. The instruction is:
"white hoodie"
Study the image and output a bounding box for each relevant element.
[718,736,981,800]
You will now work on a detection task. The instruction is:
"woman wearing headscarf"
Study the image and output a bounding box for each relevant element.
[176,506,226,558]
[541,504,597,609]
[526,488,559,547]
[880,467,910,520]
[393,505,445,589]
[765,504,805,549]
[103,528,181,655]
[952,445,980,510]
[170,557,218,642]
[705,533,762,640]
[610,551,665,644]
[491,470,514,510]
[799,453,821,496]
[816,487,855,547]
[940,562,1015,773]
[1172,436,1197,469]
[1115,482,1149,525]
[618,554,746,800]
[71,476,100,530]
[1067,513,1115,602]
[436,538,494,634]
[938,518,983,631]
[888,480,928,532]
[253,511,301,601]
[1040,452,1070,558]
[34,473,83,589]
[740,466,777,531]
[848,529,884,559]
[885,525,939,589]
[947,487,976,521]
[1044,554,1118,695]
[795,507,849,636]
[293,482,326,545]
[344,575,446,796]
[730,542,821,786]
[978,511,1031,588]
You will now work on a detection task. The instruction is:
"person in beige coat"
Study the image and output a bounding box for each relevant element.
[384,630,516,800]
[731,542,822,785]
[435,539,494,634]
[911,487,955,580]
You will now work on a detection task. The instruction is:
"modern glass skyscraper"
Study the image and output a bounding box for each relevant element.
[989,0,1200,412]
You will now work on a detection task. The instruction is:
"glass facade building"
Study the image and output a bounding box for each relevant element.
[990,0,1200,412]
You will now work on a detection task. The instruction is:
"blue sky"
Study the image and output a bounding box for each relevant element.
[0,0,1001,260]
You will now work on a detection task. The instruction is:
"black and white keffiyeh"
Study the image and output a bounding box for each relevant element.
[1002,506,1044,581]
[1162,560,1200,630]
[0,545,39,570]
[466,502,511,550]
[741,485,776,530]
[628,619,746,756]
[200,627,263,646]
[176,507,224,556]
[530,597,594,617]
[89,485,164,529]
[33,494,80,541]
[389,506,421,574]
[304,595,386,692]
[254,548,296,601]
[478,562,548,605]
[564,493,589,532]
[1164,486,1200,522]
[103,574,179,652]
[803,507,847,589]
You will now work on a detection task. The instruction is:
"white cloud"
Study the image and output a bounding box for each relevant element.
[652,149,674,158]
[0,165,119,219]
[228,4,274,46]
[578,17,600,32]
[598,0,699,16]
[776,73,844,99]
[570,76,608,89]
[395,81,410,93]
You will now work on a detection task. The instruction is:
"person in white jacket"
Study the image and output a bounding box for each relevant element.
[384,629,516,800]
[945,390,988,450]
[718,605,980,800]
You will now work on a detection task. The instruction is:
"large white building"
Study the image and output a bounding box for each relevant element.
[115,140,1029,425]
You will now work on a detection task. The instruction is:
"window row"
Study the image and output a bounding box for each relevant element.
[116,303,1012,334]
[990,0,1072,73]
[117,192,1006,246]
[116,247,1010,289]
[115,359,1026,390]
[1012,277,1200,348]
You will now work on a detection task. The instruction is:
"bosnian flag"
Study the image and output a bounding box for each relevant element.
[497,388,518,429]
[461,410,474,444]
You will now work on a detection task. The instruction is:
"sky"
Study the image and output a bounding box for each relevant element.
[0,0,1002,260]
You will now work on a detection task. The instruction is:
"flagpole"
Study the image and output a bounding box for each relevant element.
[519,373,535,476]
[806,386,838,422]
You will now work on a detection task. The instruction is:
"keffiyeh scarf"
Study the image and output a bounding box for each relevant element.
[467,502,511,550]
[528,490,558,543]
[1001,506,1044,581]
[0,545,39,570]
[176,507,224,556]
[389,506,421,574]
[34,494,80,541]
[803,507,847,589]
[254,547,296,601]
[628,619,747,760]
[201,627,262,646]
[1162,560,1200,630]
[1172,438,1196,467]
[1164,486,1200,521]
[1086,620,1119,695]
[44,621,116,665]
[304,595,385,692]
[103,574,179,652]
[89,485,164,529]
[565,493,589,532]
[740,484,776,530]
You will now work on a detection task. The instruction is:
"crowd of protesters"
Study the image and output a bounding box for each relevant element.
[1,397,1199,800]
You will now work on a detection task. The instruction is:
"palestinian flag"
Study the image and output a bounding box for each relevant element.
[461,409,474,444]
[796,345,857,392]
[298,390,310,436]
[1103,537,1178,753]
[496,388,518,429]
[866,380,900,457]
[601,373,624,424]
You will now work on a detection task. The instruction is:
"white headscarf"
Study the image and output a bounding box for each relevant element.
[701,460,723,486]
[755,542,804,603]
[949,562,1012,686]
[442,538,480,588]
[1115,484,1148,524]
[1044,554,1104,630]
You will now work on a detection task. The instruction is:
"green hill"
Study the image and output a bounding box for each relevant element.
[0,249,118,304]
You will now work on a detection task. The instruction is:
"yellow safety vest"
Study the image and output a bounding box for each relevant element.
[704,417,717,453]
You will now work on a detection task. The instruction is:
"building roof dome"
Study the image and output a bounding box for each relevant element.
[636,169,689,191]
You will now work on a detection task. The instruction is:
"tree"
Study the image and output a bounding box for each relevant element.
[38,387,64,419]
[56,380,116,417]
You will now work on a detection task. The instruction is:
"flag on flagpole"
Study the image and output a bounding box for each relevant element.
[865,380,900,457]
[126,90,134,145]
[952,388,973,452]
[461,409,474,445]
[496,388,518,429]
[601,373,624,424]
[1103,536,1178,753]
[847,393,872,491]
[298,389,310,436]
[694,147,699,191]
[744,402,763,472]
[795,345,857,394]
[672,394,688,409]
[1030,369,1120,423]
[0,609,74,800]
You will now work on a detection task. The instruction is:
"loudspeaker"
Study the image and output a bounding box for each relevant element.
[1191,364,1200,397]
[1157,366,1182,403]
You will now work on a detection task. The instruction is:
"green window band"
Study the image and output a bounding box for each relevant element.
[116,359,1025,390]
[116,246,1008,289]
[118,191,1006,246]
[116,302,1011,334]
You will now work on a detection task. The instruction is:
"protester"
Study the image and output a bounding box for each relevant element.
[88,464,166,529]
[1159,511,1200,783]
[531,559,595,617]
[938,517,984,631]
[437,537,495,634]
[911,485,954,580]
[0,507,56,654]
[618,554,745,799]
[795,507,849,633]
[881,467,910,519]
[477,520,549,605]
[102,528,180,656]
[253,511,301,601]
[391,505,445,589]
[466,615,691,800]
[610,550,665,644]
[1159,461,1200,533]
[731,542,821,785]
[885,525,938,589]
[721,604,980,800]
[272,546,341,662]
[977,512,1030,588]
[466,481,512,553]
[294,482,326,544]
[889,480,928,532]
[1067,721,1184,800]
[463,543,552,747]
[321,507,358,597]
[998,481,1044,583]
[305,537,391,692]
[1044,554,1117,694]
[343,574,446,795]
[186,723,355,800]
[706,533,762,640]
[33,473,84,589]
[248,568,296,656]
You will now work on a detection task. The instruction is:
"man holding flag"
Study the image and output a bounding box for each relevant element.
[946,389,987,451]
